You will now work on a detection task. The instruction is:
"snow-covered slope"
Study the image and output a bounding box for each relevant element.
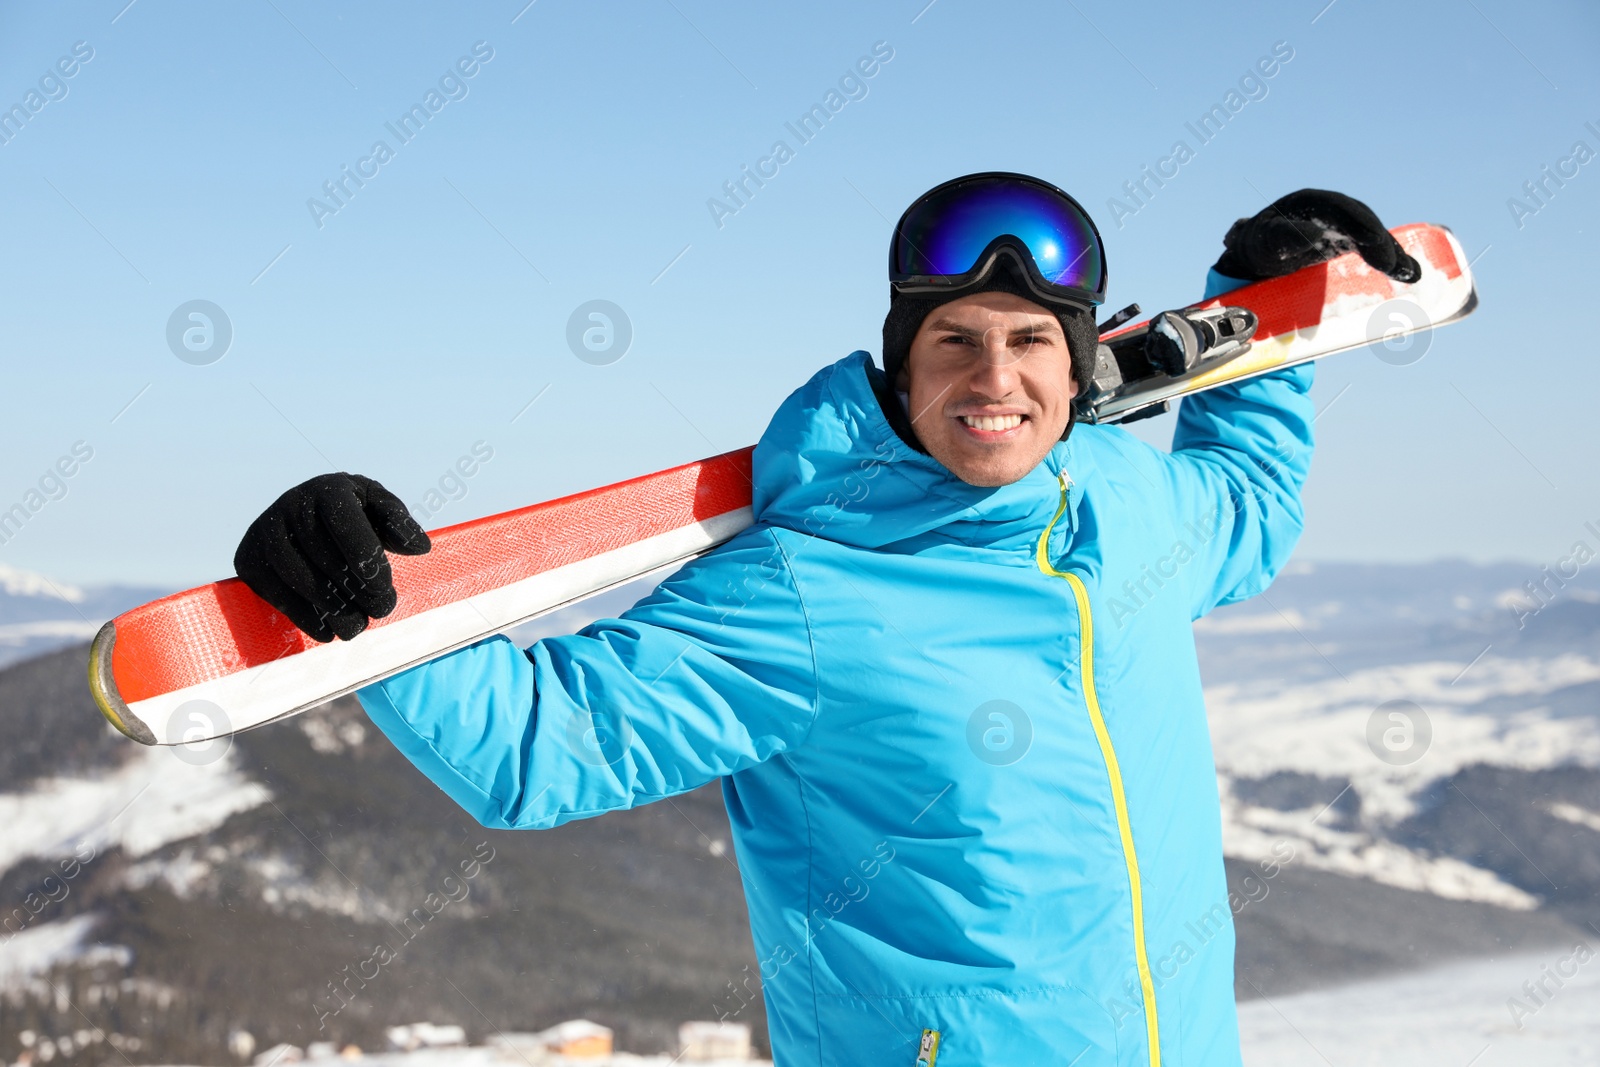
[1198,560,1600,913]
[0,642,761,1064]
[0,744,269,874]
[1238,944,1600,1066]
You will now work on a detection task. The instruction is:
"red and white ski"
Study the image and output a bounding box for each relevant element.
[1092,223,1476,421]
[90,223,1476,746]
[91,452,756,746]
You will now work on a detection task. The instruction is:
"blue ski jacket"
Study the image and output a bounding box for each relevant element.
[358,277,1315,1067]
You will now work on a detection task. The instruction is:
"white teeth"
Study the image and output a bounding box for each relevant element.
[961,414,1023,432]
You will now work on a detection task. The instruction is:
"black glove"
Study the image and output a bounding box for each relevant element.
[1213,189,1421,284]
[234,473,431,643]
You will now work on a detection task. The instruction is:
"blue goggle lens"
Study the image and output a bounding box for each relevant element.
[893,176,1105,301]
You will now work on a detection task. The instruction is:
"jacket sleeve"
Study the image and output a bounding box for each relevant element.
[1155,269,1316,619]
[356,526,819,829]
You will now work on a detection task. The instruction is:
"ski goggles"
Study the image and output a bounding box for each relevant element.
[890,172,1107,307]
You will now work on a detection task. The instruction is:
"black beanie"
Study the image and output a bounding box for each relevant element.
[880,257,1099,399]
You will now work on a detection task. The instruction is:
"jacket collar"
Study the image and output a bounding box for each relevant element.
[752,352,1086,557]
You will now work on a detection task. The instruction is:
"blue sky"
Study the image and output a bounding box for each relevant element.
[1,0,1595,586]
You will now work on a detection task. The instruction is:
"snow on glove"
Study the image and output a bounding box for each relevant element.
[1212,189,1421,284]
[233,473,431,643]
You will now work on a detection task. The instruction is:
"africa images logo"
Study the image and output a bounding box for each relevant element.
[306,42,495,229]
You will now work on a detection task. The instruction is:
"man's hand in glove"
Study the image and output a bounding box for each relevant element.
[1213,189,1421,283]
[234,473,431,643]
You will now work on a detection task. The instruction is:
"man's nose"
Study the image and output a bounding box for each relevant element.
[970,333,1022,394]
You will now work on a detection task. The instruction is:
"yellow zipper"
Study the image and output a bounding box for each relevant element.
[1036,473,1161,1067]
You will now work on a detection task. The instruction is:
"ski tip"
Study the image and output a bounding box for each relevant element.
[88,621,157,746]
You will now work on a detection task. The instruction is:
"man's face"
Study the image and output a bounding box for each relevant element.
[899,291,1079,487]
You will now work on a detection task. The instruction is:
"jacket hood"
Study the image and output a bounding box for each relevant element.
[751,352,1083,557]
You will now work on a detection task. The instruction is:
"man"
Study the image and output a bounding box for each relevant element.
[235,175,1419,1065]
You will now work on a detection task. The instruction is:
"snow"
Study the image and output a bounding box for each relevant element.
[1220,797,1540,909]
[248,852,373,917]
[1238,944,1600,1066]
[246,1046,768,1067]
[121,846,217,899]
[1208,653,1600,822]
[1549,801,1600,832]
[1207,652,1600,906]
[0,744,271,875]
[0,620,105,647]
[1194,609,1313,635]
[0,914,130,987]
[0,564,84,602]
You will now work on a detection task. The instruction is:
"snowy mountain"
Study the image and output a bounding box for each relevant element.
[0,561,1596,1064]
[0,649,756,1063]
[0,565,169,671]
[1199,559,1600,1003]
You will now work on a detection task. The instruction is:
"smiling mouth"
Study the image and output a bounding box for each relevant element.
[958,413,1026,432]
